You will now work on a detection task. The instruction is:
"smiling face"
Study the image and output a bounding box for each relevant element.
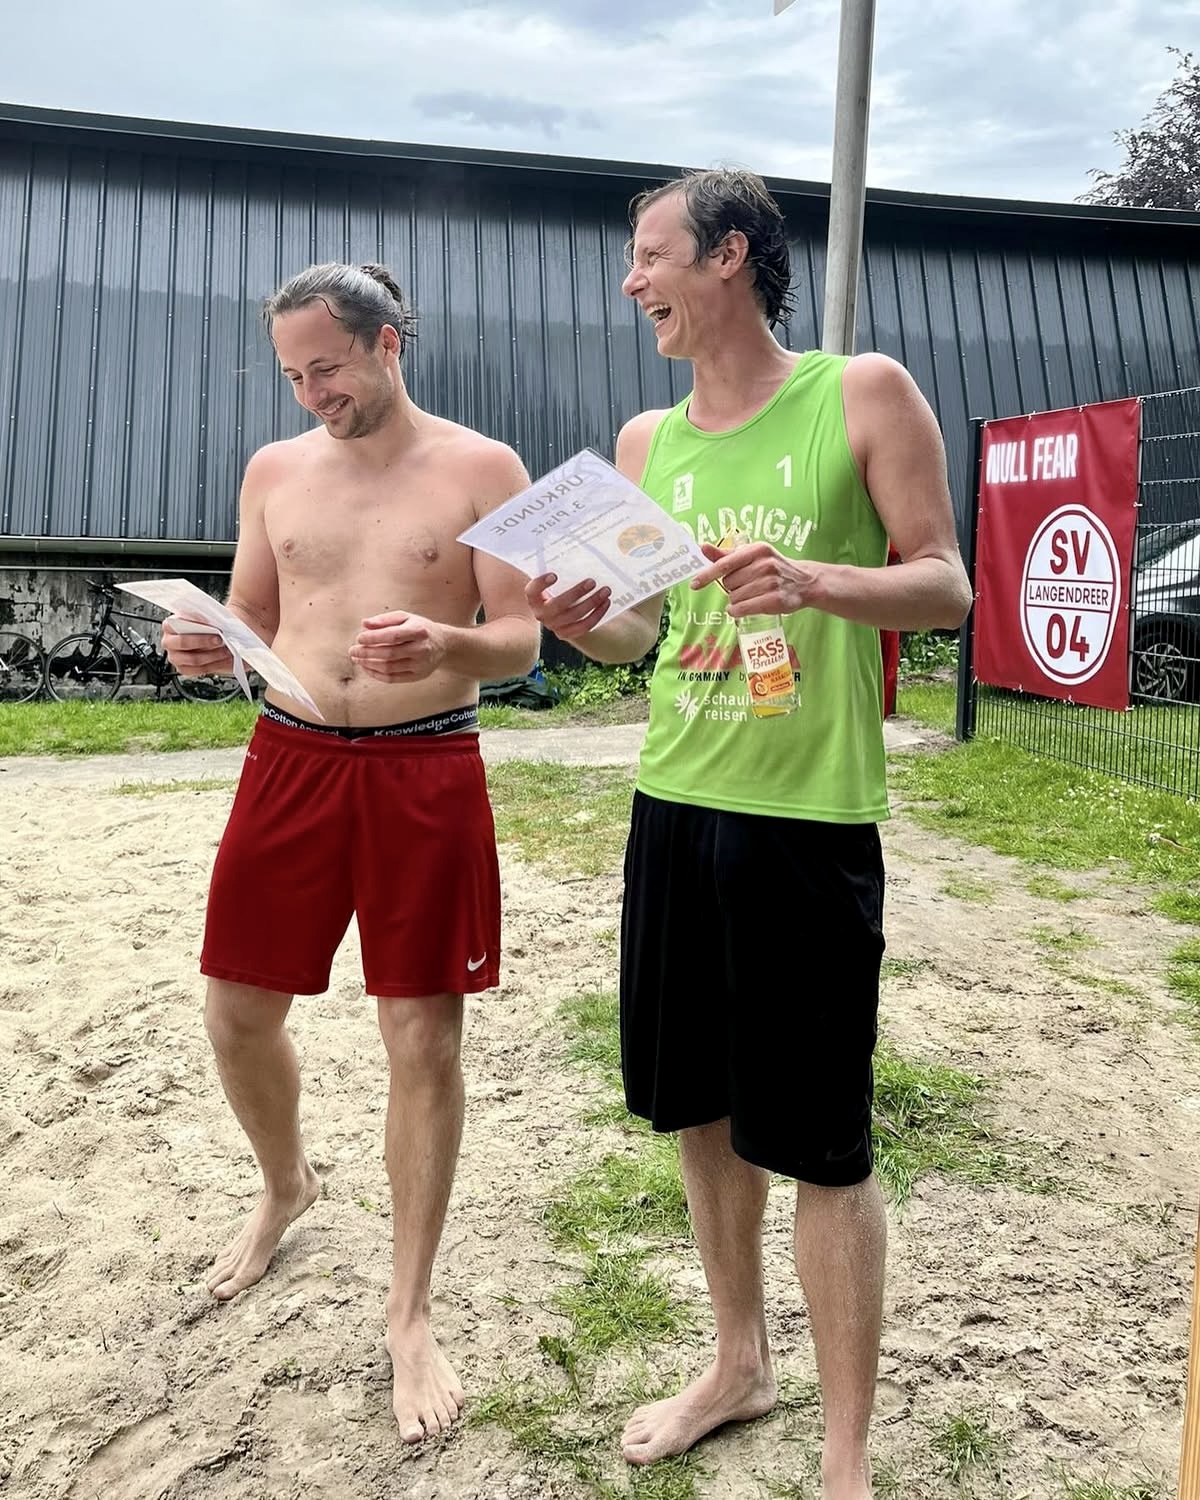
[273,299,400,440]
[621,190,728,361]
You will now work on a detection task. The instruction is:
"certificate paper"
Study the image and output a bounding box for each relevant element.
[116,578,324,720]
[457,448,708,617]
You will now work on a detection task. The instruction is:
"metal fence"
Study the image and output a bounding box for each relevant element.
[957,387,1200,799]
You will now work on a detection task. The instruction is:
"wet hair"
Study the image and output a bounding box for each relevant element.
[629,168,795,327]
[261,262,418,357]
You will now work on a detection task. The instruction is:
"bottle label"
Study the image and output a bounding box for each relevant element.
[738,627,795,703]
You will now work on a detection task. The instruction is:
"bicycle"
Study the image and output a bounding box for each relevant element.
[0,629,46,703]
[42,580,243,703]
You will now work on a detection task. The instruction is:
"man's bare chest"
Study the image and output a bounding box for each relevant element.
[264,486,475,585]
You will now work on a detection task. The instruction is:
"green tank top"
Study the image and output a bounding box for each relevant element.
[637,351,889,823]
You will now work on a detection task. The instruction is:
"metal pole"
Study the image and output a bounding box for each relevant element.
[955,418,984,742]
[820,0,876,355]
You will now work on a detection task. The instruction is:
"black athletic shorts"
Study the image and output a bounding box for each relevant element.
[619,790,885,1187]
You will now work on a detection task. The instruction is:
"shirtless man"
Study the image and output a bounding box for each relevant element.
[162,262,540,1443]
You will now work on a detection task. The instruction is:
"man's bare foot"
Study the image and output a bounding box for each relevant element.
[621,1359,777,1465]
[206,1166,321,1301]
[385,1319,465,1443]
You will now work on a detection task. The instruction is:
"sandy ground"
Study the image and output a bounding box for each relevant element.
[0,718,1195,1499]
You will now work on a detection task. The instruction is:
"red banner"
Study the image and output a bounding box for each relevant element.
[973,397,1140,712]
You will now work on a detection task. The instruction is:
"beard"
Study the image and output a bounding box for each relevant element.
[323,382,393,439]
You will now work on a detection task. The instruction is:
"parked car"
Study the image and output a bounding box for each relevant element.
[1131,519,1200,704]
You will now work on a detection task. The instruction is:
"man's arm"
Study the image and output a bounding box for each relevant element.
[692,355,972,631]
[351,443,541,684]
[162,447,281,676]
[523,409,669,665]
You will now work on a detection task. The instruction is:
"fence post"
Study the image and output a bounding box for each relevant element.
[955,417,984,741]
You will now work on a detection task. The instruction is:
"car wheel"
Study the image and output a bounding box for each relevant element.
[1132,625,1197,704]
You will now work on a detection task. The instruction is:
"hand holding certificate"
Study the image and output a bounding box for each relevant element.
[116,578,324,720]
[456,448,707,618]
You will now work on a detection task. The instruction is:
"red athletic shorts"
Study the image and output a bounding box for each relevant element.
[201,715,501,998]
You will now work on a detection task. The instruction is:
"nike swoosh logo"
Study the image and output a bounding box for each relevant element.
[467,954,486,972]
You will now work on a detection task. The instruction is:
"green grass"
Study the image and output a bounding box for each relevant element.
[545,1142,690,1250]
[1169,940,1200,1011]
[1057,1476,1159,1500]
[890,734,1200,900]
[1028,925,1092,955]
[1026,873,1085,902]
[1158,889,1200,925]
[896,679,956,734]
[488,762,635,875]
[561,991,623,1091]
[552,1250,691,1356]
[940,874,995,904]
[929,1410,1006,1482]
[0,699,259,755]
[469,1380,601,1481]
[111,776,237,796]
[873,1041,1052,1203]
[881,957,933,981]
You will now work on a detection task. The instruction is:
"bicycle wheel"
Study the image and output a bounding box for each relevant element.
[0,631,45,703]
[174,668,243,703]
[43,634,123,701]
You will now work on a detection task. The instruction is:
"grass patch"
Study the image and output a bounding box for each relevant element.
[560,990,623,1091]
[873,1041,1051,1203]
[882,957,933,980]
[552,1250,691,1356]
[889,735,1200,904]
[1029,925,1092,955]
[929,1410,1006,1483]
[896,679,956,734]
[469,1379,601,1481]
[1057,1475,1159,1500]
[1156,889,1200,926]
[545,1142,690,1250]
[0,699,259,755]
[1168,940,1200,1012]
[940,874,994,904]
[1026,873,1085,902]
[488,762,635,876]
[111,776,237,796]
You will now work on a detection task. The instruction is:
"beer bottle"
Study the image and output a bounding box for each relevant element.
[718,529,798,718]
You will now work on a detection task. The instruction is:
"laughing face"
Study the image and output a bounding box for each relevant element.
[622,191,724,361]
[274,300,398,440]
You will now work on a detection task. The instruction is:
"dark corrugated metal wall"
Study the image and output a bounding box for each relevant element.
[2,131,1199,547]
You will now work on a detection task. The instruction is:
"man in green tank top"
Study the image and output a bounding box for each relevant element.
[527,169,971,1499]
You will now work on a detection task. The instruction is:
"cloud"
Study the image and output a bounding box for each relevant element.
[0,0,1190,203]
[415,91,571,140]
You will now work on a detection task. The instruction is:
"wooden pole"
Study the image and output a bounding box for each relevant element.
[1180,1207,1200,1498]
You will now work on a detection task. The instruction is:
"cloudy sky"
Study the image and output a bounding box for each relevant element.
[1,0,1192,204]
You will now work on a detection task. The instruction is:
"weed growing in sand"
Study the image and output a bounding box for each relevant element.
[111,777,237,796]
[873,1042,1054,1204]
[487,762,635,875]
[470,1377,701,1499]
[1026,873,1086,902]
[930,1410,1007,1482]
[1056,1473,1159,1500]
[1169,940,1200,1012]
[940,874,995,904]
[1029,925,1093,955]
[552,1250,690,1356]
[544,1144,690,1250]
[881,957,933,980]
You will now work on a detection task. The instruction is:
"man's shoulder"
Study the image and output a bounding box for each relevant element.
[615,408,672,481]
[841,351,918,402]
[430,418,529,487]
[242,433,317,486]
